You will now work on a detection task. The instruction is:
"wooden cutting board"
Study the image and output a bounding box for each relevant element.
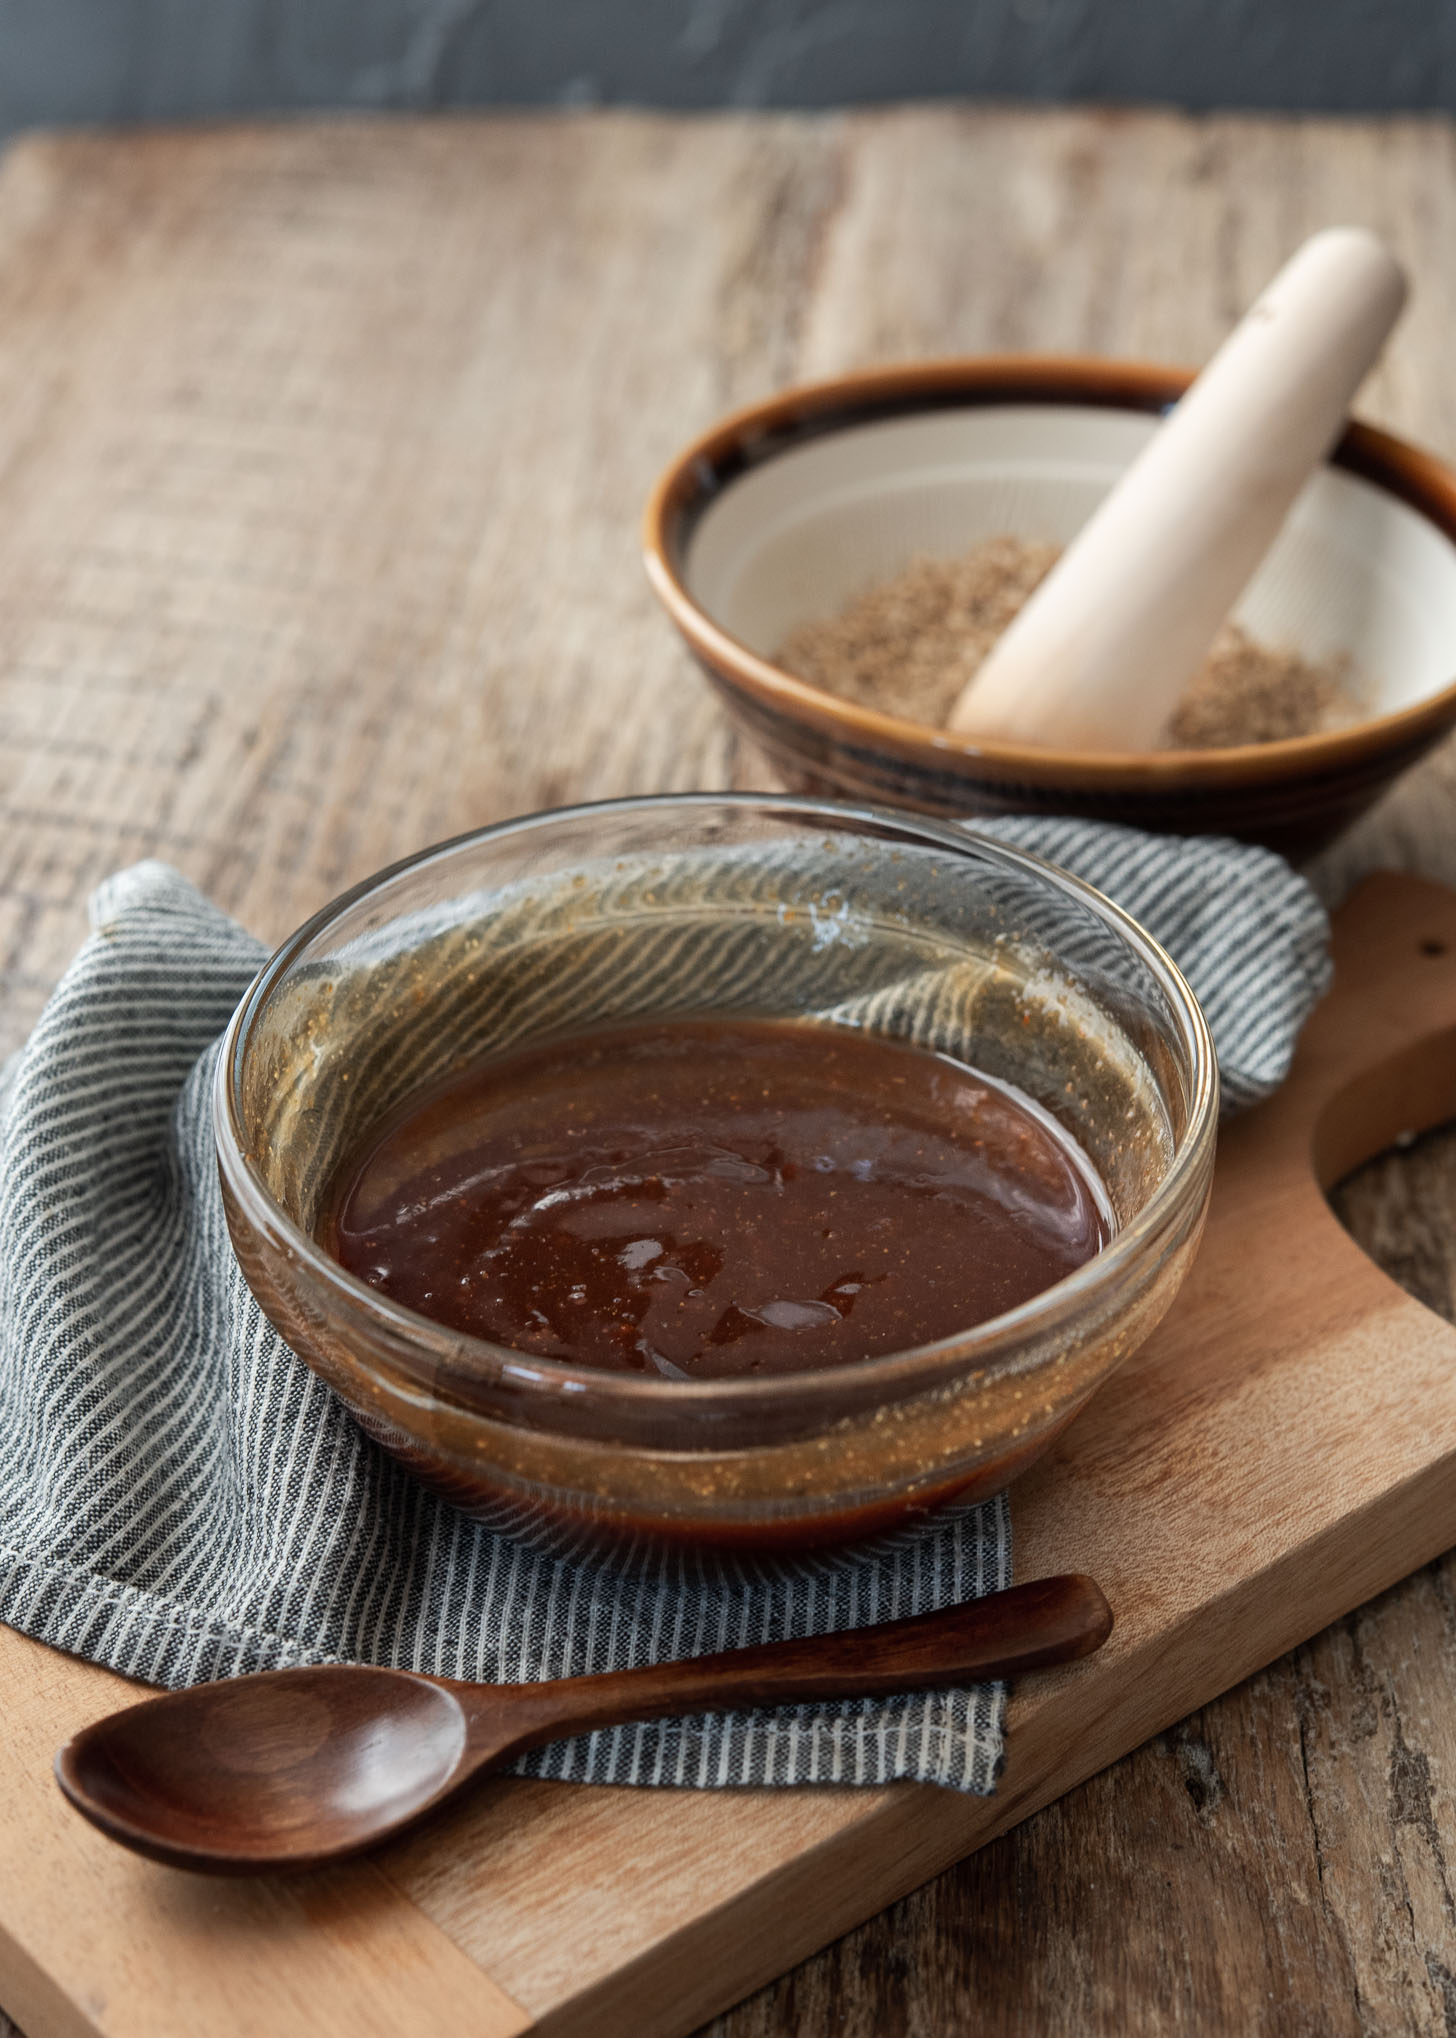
[2,868,1456,2038]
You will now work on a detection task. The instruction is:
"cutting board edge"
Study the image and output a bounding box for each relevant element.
[0,1928,97,2038]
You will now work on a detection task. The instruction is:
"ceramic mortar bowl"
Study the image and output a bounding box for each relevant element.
[643,359,1456,858]
[216,793,1217,1556]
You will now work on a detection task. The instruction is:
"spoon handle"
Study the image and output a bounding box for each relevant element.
[459,1573,1111,1757]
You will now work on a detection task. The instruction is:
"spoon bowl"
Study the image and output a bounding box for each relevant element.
[56,1574,1112,1874]
[58,1667,473,1869]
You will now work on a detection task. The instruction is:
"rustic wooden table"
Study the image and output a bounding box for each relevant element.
[0,104,1454,2035]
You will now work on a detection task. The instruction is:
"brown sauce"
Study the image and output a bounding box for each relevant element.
[322,1017,1112,1380]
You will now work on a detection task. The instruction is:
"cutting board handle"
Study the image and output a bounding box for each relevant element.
[1215,872,1456,1320]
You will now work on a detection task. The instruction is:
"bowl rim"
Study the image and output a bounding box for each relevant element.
[641,354,1456,789]
[214,790,1219,1413]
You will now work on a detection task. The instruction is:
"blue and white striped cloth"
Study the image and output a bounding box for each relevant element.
[0,823,1328,1793]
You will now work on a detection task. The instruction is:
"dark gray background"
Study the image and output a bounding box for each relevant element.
[0,0,1453,143]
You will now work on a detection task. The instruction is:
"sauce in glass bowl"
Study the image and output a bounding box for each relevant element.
[321,1016,1111,1379]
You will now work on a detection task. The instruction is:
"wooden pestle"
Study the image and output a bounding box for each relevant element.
[946,229,1408,751]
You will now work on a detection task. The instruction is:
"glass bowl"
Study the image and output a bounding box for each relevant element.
[215,794,1217,1554]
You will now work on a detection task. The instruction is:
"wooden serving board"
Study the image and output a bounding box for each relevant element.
[2,869,1456,2037]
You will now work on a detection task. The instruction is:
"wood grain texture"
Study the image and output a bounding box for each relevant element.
[0,104,1454,2038]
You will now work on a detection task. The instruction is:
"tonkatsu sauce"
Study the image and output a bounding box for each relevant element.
[322,1017,1111,1380]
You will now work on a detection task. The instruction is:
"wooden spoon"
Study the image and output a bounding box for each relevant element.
[54,1572,1110,1874]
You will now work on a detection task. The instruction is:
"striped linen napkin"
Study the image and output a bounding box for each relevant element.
[0,822,1328,1793]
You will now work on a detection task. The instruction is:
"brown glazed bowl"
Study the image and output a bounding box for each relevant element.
[216,794,1217,1559]
[643,358,1456,859]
